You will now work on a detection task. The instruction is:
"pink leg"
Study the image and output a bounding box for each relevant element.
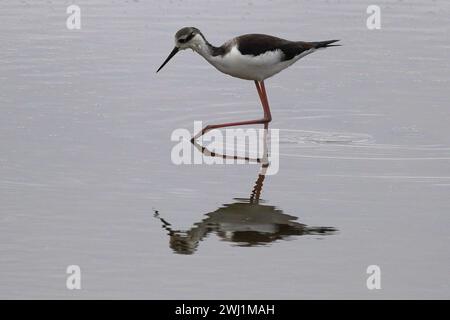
[191,80,272,141]
[259,81,272,130]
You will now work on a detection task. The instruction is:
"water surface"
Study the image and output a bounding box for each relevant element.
[1,0,449,299]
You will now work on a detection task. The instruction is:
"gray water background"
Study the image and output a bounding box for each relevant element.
[0,0,449,299]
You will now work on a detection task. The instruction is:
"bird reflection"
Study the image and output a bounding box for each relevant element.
[155,128,336,254]
[154,164,336,255]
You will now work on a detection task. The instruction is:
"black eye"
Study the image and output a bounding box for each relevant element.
[179,33,195,44]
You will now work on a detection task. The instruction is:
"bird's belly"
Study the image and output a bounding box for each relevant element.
[218,61,291,81]
[209,48,295,81]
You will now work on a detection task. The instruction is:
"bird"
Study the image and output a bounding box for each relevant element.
[156,27,340,141]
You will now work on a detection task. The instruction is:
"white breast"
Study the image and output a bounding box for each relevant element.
[206,46,316,81]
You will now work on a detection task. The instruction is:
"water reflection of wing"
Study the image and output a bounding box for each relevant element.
[205,201,336,246]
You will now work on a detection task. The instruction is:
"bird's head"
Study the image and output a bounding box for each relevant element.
[156,27,204,73]
[175,27,203,50]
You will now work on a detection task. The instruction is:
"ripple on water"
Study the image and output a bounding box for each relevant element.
[278,129,450,162]
[280,129,374,146]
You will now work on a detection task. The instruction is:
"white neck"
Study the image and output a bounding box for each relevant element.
[191,36,214,60]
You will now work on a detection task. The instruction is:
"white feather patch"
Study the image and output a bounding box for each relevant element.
[205,45,316,81]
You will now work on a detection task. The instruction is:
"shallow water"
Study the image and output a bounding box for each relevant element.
[1,0,449,299]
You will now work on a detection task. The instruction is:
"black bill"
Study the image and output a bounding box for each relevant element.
[156,47,179,73]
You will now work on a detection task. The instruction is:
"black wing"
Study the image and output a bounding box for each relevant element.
[236,34,339,61]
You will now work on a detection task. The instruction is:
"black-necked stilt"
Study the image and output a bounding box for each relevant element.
[156,27,340,141]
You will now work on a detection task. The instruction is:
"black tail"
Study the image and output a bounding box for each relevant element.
[312,40,340,48]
